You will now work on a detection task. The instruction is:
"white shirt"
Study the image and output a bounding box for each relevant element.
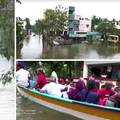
[51,71,58,83]
[41,82,65,97]
[16,68,30,87]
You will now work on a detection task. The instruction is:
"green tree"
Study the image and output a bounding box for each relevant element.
[96,22,116,34]
[25,18,31,32]
[33,19,46,36]
[16,17,24,45]
[33,5,67,44]
[91,16,102,30]
[0,0,14,84]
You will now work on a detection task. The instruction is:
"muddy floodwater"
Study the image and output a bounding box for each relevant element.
[17,94,82,120]
[17,34,120,59]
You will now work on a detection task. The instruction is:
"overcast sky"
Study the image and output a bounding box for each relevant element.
[16,0,120,25]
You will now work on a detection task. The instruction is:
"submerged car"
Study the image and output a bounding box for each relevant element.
[107,35,119,44]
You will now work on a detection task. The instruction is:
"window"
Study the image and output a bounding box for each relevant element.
[86,24,89,28]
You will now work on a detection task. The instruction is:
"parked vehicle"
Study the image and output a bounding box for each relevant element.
[107,35,119,44]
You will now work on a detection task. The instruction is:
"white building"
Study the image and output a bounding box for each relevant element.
[79,18,91,33]
[75,15,91,33]
[83,61,120,79]
[114,21,120,30]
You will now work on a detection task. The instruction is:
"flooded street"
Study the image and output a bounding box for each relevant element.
[20,34,43,59]
[18,34,120,59]
[17,94,81,120]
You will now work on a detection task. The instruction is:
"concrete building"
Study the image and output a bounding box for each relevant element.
[79,18,91,33]
[68,6,91,38]
[83,61,120,81]
[113,21,120,30]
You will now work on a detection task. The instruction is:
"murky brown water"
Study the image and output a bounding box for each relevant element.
[17,34,120,59]
[16,93,82,120]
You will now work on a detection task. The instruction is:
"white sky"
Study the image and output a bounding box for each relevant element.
[16,0,120,25]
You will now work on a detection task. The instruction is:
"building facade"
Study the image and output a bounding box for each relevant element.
[68,6,91,38]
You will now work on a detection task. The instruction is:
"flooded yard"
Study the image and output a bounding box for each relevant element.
[17,34,120,59]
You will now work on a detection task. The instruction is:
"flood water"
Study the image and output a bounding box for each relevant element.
[0,57,15,120]
[0,82,15,120]
[17,34,120,59]
[0,2,14,119]
[17,94,81,120]
[20,34,43,59]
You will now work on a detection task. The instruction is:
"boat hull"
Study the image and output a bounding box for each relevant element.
[17,86,120,120]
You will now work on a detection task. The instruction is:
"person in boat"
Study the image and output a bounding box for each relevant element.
[88,72,100,90]
[40,76,67,98]
[59,77,66,85]
[67,79,85,101]
[62,77,73,99]
[98,81,115,105]
[32,68,47,89]
[51,67,59,84]
[80,80,99,104]
[105,93,120,108]
[16,63,30,87]
[115,80,120,93]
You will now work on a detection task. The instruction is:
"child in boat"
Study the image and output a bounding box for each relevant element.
[98,81,115,105]
[16,63,30,87]
[80,80,99,104]
[32,68,47,89]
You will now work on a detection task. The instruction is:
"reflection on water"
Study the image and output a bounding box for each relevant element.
[18,34,120,59]
[17,94,81,120]
[21,34,43,59]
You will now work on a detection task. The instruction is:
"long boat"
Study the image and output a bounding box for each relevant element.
[17,86,120,120]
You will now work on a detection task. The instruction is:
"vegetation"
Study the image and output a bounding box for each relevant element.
[33,5,67,44]
[0,0,14,84]
[92,16,120,36]
[25,18,31,32]
[23,61,83,79]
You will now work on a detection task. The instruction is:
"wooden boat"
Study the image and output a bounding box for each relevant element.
[17,86,120,120]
